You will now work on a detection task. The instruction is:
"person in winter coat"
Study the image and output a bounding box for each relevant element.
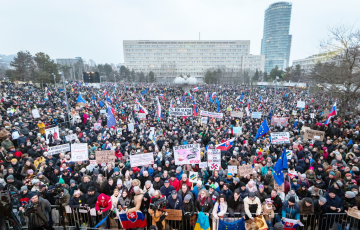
[244,192,262,220]
[296,183,311,200]
[153,174,164,190]
[255,184,267,203]
[343,191,358,212]
[69,190,84,208]
[110,188,120,210]
[84,186,100,210]
[195,189,213,215]
[192,180,205,199]
[314,196,328,230]
[239,182,249,199]
[227,189,245,218]
[281,196,300,221]
[143,180,155,198]
[78,175,94,194]
[298,197,314,214]
[285,188,300,203]
[209,184,220,204]
[175,166,183,181]
[212,194,228,230]
[117,189,133,210]
[178,183,194,202]
[160,180,175,198]
[95,193,112,228]
[182,194,195,230]
[179,174,192,191]
[94,174,108,194]
[167,190,182,210]
[262,198,275,229]
[169,173,180,192]
[220,183,233,201]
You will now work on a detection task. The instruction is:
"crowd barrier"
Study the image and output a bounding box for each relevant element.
[6,206,360,230]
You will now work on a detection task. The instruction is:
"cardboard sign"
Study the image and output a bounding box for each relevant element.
[189,171,198,183]
[233,127,242,134]
[199,162,208,169]
[32,109,40,118]
[297,101,305,108]
[71,143,88,161]
[65,134,77,142]
[94,123,101,131]
[271,117,289,126]
[130,152,154,167]
[228,166,237,174]
[173,144,200,165]
[201,117,208,124]
[200,110,223,119]
[347,207,360,219]
[207,149,221,170]
[231,111,243,118]
[90,160,97,165]
[169,108,193,116]
[244,164,253,175]
[274,180,285,193]
[303,129,325,141]
[239,165,246,177]
[245,215,268,230]
[95,150,116,164]
[164,209,182,221]
[271,132,290,144]
[48,144,70,156]
[251,112,262,119]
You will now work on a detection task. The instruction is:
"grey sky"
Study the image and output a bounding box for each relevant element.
[1,0,359,65]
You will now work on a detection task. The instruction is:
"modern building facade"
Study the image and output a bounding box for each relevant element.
[292,52,341,74]
[123,40,265,83]
[261,2,292,73]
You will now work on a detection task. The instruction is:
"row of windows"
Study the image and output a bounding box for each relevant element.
[125,53,249,57]
[124,49,248,53]
[124,45,248,48]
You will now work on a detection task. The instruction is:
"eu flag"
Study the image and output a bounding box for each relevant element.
[99,99,104,107]
[254,119,269,140]
[272,148,289,186]
[92,92,95,101]
[218,218,245,230]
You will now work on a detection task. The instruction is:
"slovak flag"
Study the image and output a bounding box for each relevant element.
[205,92,209,101]
[194,99,198,116]
[159,94,164,98]
[135,98,148,115]
[156,97,163,119]
[211,92,217,100]
[102,90,107,97]
[215,138,235,151]
[247,97,251,110]
[324,102,337,125]
[188,92,194,101]
[265,97,268,103]
[117,210,147,229]
[193,87,199,92]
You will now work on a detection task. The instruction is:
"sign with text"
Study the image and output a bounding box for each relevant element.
[173,144,200,165]
[45,126,60,144]
[169,108,193,116]
[207,149,221,170]
[251,112,262,119]
[297,101,305,108]
[130,152,154,167]
[233,127,242,134]
[239,164,253,176]
[95,150,116,164]
[199,162,208,169]
[32,109,40,118]
[231,111,243,118]
[303,129,325,141]
[164,209,182,221]
[347,207,360,219]
[138,113,146,120]
[228,166,237,174]
[271,132,290,144]
[65,134,77,142]
[200,110,223,119]
[292,110,297,116]
[271,117,289,126]
[71,143,88,161]
[48,143,70,156]
[189,171,198,183]
[201,117,208,124]
[94,123,101,131]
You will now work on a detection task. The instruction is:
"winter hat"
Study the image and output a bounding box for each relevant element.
[336,181,343,188]
[54,166,60,171]
[170,172,176,178]
[329,172,335,176]
[37,172,43,177]
[165,160,170,164]
[274,222,284,230]
[28,192,38,199]
[114,167,120,172]
[259,184,264,189]
[184,194,192,202]
[21,186,28,192]
[227,172,232,177]
[328,187,337,194]
[31,179,40,184]
[265,198,273,204]
[304,197,313,205]
[346,191,356,199]
[6,175,14,180]
[240,182,246,187]
[319,196,327,204]
[345,173,352,177]
[93,169,99,174]
[70,179,76,185]
[309,166,314,171]
[288,196,296,203]
[11,158,17,163]
[233,178,240,183]
[171,190,177,196]
[249,192,255,198]
[301,182,307,187]
[164,180,170,183]
[210,184,215,189]
[300,174,306,179]
[176,167,182,172]
[153,174,160,178]
[59,178,65,184]
[145,180,152,186]
[117,179,122,185]
[27,169,34,174]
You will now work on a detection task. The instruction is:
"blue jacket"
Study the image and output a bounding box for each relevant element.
[220,189,233,201]
[192,185,205,199]
[175,171,182,182]
[282,201,300,220]
[140,166,154,177]
[160,185,175,199]
[167,194,183,210]
[324,193,343,213]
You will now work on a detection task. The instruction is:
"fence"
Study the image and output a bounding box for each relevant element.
[6,206,360,230]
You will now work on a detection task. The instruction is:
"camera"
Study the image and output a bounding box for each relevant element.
[24,201,37,213]
[49,183,64,199]
[149,198,168,211]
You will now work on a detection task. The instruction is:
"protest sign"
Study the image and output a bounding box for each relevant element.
[207,149,221,170]
[238,165,246,177]
[270,132,290,144]
[32,109,40,118]
[244,164,253,175]
[90,160,97,165]
[95,150,116,164]
[228,166,237,174]
[251,112,262,119]
[130,152,154,167]
[231,111,243,118]
[65,134,77,142]
[303,129,325,141]
[164,209,182,221]
[45,126,60,144]
[245,107,250,117]
[323,109,330,117]
[200,110,223,119]
[347,207,360,219]
[134,104,139,111]
[169,108,193,116]
[271,117,289,126]
[189,171,198,183]
[233,127,242,134]
[173,144,200,165]
[297,101,305,108]
[128,123,134,132]
[94,123,101,131]
[199,162,208,169]
[201,117,208,124]
[292,110,297,116]
[138,113,146,120]
[48,143,70,156]
[71,143,88,161]
[100,110,106,114]
[310,113,315,119]
[274,180,285,193]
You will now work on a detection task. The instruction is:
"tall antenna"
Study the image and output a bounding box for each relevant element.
[199,32,200,40]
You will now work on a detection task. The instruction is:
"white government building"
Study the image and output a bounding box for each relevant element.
[123,40,265,83]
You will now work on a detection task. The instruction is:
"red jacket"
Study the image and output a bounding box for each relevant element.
[95,193,112,212]
[169,178,180,192]
[179,178,192,191]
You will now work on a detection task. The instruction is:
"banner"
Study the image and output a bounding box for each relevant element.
[45,126,60,144]
[251,112,262,119]
[94,123,101,131]
[200,110,223,119]
[32,109,40,118]
[207,149,221,170]
[230,111,243,118]
[282,218,304,230]
[65,134,77,142]
[233,127,242,134]
[48,143,70,156]
[71,143,88,161]
[169,108,193,116]
[297,101,305,108]
[271,117,289,126]
[173,144,200,165]
[189,171,198,183]
[303,129,325,141]
[130,152,154,167]
[95,150,116,164]
[270,132,290,144]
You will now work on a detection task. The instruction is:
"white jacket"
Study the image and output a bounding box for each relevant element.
[243,196,262,219]
[212,201,228,218]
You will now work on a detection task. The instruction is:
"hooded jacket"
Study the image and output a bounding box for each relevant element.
[95,193,112,212]
[281,201,300,220]
[244,196,262,218]
[298,198,314,214]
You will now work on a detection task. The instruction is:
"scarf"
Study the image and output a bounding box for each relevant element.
[200,197,206,206]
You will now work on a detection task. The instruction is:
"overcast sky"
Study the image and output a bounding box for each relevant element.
[1,0,359,65]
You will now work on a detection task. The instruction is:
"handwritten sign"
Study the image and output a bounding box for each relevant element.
[65,134,77,142]
[348,207,360,219]
[130,152,154,167]
[48,144,70,156]
[199,162,208,169]
[201,117,208,124]
[207,149,221,170]
[233,127,242,134]
[297,101,305,108]
[32,109,40,118]
[271,117,289,126]
[138,113,146,120]
[95,150,116,164]
[71,143,88,161]
[164,209,182,221]
[244,164,253,175]
[270,132,290,144]
[231,111,243,118]
[274,180,285,193]
[303,129,325,141]
[292,110,297,116]
[251,112,262,119]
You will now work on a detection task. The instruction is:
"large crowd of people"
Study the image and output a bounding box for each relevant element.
[0,81,359,230]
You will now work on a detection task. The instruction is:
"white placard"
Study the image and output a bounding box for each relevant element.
[310,113,315,119]
[128,123,134,132]
[199,162,208,169]
[271,132,290,144]
[71,143,88,161]
[201,117,208,124]
[138,113,146,120]
[189,171,198,183]
[45,126,60,144]
[297,101,305,108]
[200,110,223,119]
[173,144,200,165]
[65,134,77,142]
[251,112,262,119]
[100,110,106,114]
[292,110,297,116]
[32,109,40,118]
[130,152,154,167]
[169,108,193,116]
[207,149,221,170]
[228,166,237,174]
[233,127,242,134]
[90,160,97,165]
[314,135,320,140]
[48,143,71,156]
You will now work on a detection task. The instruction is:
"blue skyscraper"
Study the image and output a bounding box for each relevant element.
[261,2,292,73]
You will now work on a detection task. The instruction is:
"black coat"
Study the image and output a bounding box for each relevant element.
[227,196,245,217]
[84,192,100,209]
[78,181,94,194]
[195,197,213,213]
[182,200,195,218]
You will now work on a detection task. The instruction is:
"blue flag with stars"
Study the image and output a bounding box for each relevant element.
[272,148,289,186]
[254,119,269,140]
[218,218,245,230]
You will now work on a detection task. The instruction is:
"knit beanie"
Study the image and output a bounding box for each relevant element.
[59,178,65,184]
[184,194,192,202]
[21,186,28,192]
[346,191,356,199]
